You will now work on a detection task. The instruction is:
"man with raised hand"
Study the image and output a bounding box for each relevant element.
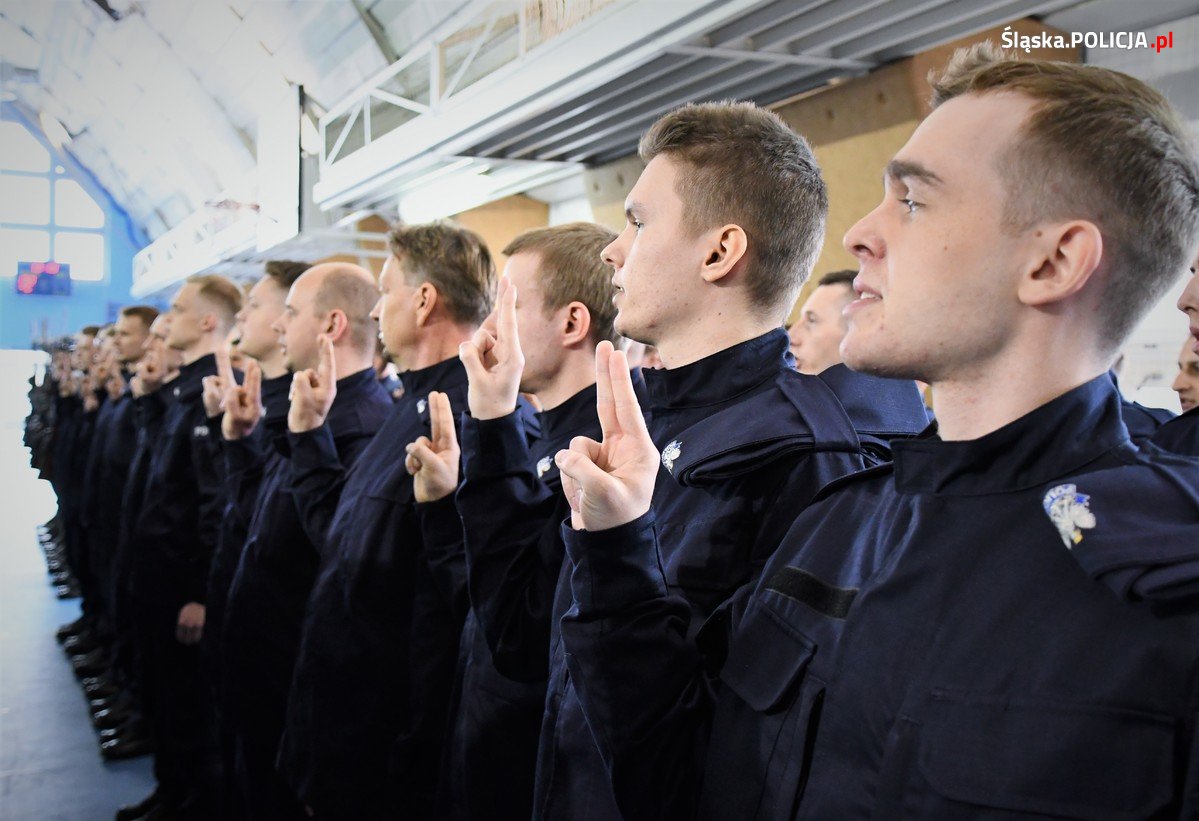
[125,274,243,820]
[404,222,622,820]
[278,223,496,820]
[1152,255,1199,455]
[556,44,1199,818]
[522,101,925,820]
[219,262,390,821]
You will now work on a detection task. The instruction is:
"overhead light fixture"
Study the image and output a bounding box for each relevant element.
[38,110,71,147]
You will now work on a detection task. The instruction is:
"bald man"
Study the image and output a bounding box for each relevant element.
[218,262,393,821]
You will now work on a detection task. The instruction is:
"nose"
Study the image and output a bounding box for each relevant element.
[1174,370,1188,393]
[369,297,382,322]
[843,205,883,264]
[601,234,623,269]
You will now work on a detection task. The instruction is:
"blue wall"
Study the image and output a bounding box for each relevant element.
[0,104,153,349]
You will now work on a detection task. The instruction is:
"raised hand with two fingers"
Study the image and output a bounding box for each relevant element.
[404,391,462,503]
[458,276,524,421]
[555,341,659,532]
[223,358,264,440]
[288,334,337,433]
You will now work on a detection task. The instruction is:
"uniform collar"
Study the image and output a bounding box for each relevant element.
[399,355,467,401]
[539,383,598,443]
[170,353,217,401]
[893,374,1129,496]
[261,372,293,424]
[642,329,790,410]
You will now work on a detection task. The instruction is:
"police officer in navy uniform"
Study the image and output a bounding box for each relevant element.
[1152,260,1199,455]
[218,262,392,820]
[276,223,497,820]
[517,102,928,820]
[124,274,243,820]
[404,223,625,820]
[555,44,1199,819]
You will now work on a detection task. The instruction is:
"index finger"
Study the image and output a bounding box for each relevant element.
[244,358,261,399]
[215,343,235,385]
[608,348,649,438]
[431,391,458,450]
[497,277,519,350]
[594,340,618,438]
[317,334,335,382]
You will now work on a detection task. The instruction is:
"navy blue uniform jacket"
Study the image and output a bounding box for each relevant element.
[129,354,224,609]
[201,372,286,678]
[220,368,392,738]
[561,374,1199,819]
[278,356,475,820]
[535,330,929,819]
[1153,406,1199,455]
[434,381,612,820]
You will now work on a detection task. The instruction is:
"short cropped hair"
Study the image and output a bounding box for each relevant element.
[120,305,160,329]
[817,269,857,289]
[503,222,620,345]
[80,325,101,337]
[639,101,828,316]
[264,259,311,291]
[388,222,496,326]
[312,265,382,353]
[186,273,244,331]
[931,42,1199,352]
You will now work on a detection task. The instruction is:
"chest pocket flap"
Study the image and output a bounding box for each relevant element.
[918,689,1175,819]
[721,603,817,712]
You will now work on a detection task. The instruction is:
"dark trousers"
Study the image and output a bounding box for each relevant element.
[131,594,218,812]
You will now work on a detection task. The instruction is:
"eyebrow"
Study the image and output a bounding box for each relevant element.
[624,201,646,221]
[884,159,944,189]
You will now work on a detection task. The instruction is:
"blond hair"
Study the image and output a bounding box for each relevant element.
[503,222,620,345]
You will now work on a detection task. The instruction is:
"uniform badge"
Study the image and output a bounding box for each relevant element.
[417,398,427,414]
[537,456,553,478]
[661,440,682,475]
[1042,483,1096,548]
[192,425,210,438]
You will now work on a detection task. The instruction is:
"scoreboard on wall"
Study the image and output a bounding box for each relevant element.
[15,261,71,296]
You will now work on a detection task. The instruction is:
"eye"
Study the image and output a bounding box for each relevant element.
[898,198,922,214]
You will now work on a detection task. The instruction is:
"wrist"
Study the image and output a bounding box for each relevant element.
[469,395,518,421]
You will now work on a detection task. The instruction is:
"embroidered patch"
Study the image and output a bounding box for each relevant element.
[661,440,682,475]
[192,425,210,438]
[416,398,427,414]
[537,456,553,478]
[1042,483,1096,548]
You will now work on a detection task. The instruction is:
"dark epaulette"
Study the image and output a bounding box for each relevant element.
[1062,446,1199,610]
[667,370,861,487]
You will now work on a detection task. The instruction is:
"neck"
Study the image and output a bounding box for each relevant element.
[332,346,373,383]
[181,338,219,366]
[654,309,779,369]
[930,335,1107,441]
[535,348,598,411]
[254,352,288,380]
[407,321,476,372]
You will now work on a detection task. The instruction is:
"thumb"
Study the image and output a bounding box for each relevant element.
[554,446,610,490]
[459,341,486,382]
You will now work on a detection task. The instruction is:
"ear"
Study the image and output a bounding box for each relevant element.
[325,309,350,343]
[560,301,593,348]
[1017,220,1103,308]
[414,282,439,328]
[700,224,749,285]
[199,311,218,333]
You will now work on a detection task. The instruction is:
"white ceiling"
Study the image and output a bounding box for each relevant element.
[0,0,466,240]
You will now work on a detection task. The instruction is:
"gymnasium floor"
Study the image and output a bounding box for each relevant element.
[0,350,154,821]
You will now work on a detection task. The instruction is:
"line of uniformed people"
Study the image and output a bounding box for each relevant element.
[23,40,1199,821]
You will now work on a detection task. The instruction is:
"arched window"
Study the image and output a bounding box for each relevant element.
[0,120,107,283]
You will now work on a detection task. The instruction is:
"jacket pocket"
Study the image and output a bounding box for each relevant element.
[906,689,1175,819]
[701,602,824,820]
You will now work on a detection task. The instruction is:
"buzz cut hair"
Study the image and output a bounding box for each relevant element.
[639,101,828,319]
[502,222,621,345]
[931,42,1199,353]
